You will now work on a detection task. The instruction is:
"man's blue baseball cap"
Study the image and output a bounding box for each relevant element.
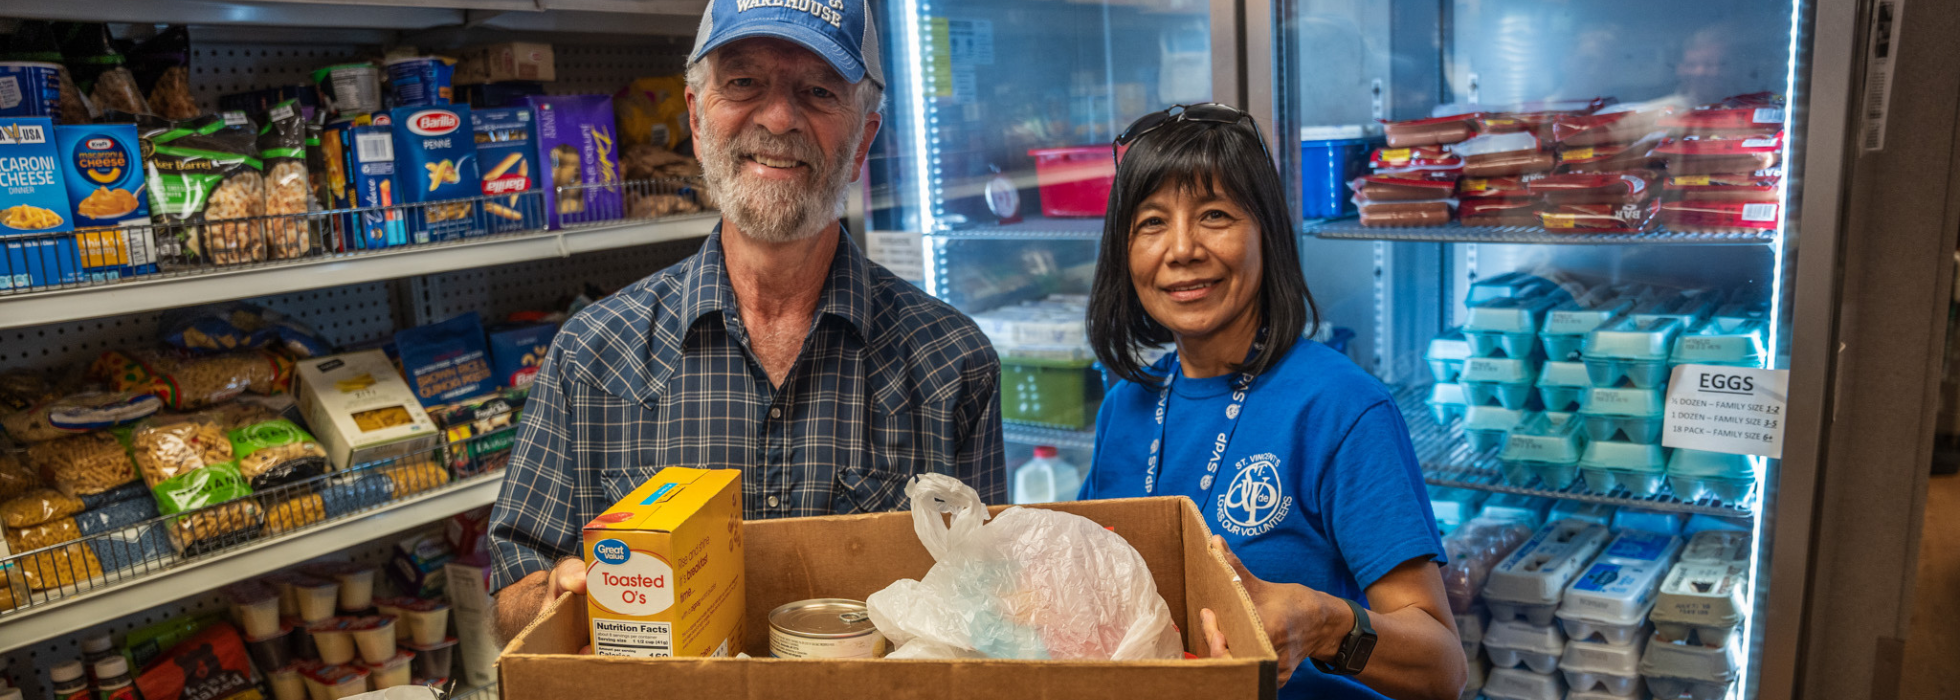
[688,0,885,88]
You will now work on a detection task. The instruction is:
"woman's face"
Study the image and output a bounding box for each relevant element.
[1126,180,1263,343]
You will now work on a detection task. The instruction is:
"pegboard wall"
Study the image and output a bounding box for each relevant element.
[547,39,694,97]
[189,43,369,114]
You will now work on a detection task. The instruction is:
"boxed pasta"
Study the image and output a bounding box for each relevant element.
[295,350,441,471]
[528,95,621,229]
[55,123,159,279]
[0,116,84,290]
[351,123,408,249]
[469,106,544,232]
[386,104,484,241]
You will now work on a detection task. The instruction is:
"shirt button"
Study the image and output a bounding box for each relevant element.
[767,496,780,508]
[770,408,782,419]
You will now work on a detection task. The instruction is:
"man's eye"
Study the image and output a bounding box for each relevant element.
[728,78,756,89]
[812,87,834,98]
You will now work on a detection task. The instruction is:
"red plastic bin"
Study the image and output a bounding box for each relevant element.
[1028,146,1116,218]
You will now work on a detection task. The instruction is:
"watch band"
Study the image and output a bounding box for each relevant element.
[1310,597,1376,676]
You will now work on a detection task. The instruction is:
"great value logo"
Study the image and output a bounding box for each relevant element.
[408,110,461,136]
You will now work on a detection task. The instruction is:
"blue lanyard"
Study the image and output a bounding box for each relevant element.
[1143,335,1264,497]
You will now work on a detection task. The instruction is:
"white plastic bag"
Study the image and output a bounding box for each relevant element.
[865,474,1184,660]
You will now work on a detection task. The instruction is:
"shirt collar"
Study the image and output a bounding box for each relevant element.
[677,222,873,341]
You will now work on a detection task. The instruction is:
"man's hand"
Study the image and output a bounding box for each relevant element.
[494,557,590,647]
[1199,535,1349,688]
[546,556,587,603]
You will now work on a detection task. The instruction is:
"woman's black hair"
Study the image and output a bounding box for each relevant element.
[1087,114,1320,386]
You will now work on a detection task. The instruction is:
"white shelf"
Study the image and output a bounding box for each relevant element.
[0,214,717,331]
[0,474,503,656]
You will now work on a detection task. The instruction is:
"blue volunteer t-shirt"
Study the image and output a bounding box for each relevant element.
[1079,340,1444,700]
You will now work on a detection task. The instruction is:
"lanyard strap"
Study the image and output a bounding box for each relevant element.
[1144,332,1265,496]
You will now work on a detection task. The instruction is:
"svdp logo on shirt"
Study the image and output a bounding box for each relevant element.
[1216,452,1293,537]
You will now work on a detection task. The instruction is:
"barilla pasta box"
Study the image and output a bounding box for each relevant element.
[584,468,745,658]
[0,117,82,290]
[527,95,621,230]
[350,124,407,249]
[469,107,543,233]
[386,104,483,241]
[56,124,158,280]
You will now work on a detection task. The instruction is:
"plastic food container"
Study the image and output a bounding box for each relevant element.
[1578,441,1668,496]
[1582,317,1684,389]
[397,598,452,646]
[1557,559,1668,645]
[1484,520,1610,625]
[1557,608,1652,648]
[333,566,377,612]
[1430,485,1488,535]
[1463,357,1541,410]
[362,650,416,689]
[1481,666,1567,700]
[267,573,308,617]
[403,636,458,679]
[1579,387,1666,445]
[1540,297,1636,361]
[1481,493,1552,528]
[1465,405,1528,452]
[268,663,308,700]
[1299,127,1374,219]
[1499,412,1585,489]
[1483,619,1566,674]
[224,581,283,638]
[1427,383,1469,426]
[1560,637,1647,696]
[1650,563,1748,647]
[1680,530,1751,570]
[1667,450,1760,504]
[1028,147,1115,218]
[1466,296,1564,359]
[1548,501,1615,527]
[1598,530,1683,566]
[309,618,359,665]
[1670,319,1766,368]
[347,615,397,664]
[302,662,370,700]
[1535,361,1591,412]
[1612,509,1688,537]
[296,579,341,623]
[1427,330,1473,383]
[1638,633,1741,700]
[245,624,297,673]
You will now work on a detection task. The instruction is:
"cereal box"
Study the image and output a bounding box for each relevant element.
[386,104,483,241]
[0,116,82,290]
[56,123,158,280]
[350,124,407,249]
[469,107,543,233]
[527,95,620,230]
[584,468,744,658]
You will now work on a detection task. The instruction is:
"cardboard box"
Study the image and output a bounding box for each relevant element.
[470,107,545,233]
[527,95,620,230]
[455,42,555,85]
[388,104,484,241]
[1,117,83,290]
[583,468,745,658]
[296,350,442,470]
[502,497,1278,699]
[55,123,158,280]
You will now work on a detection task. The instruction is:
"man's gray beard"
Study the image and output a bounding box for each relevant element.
[698,117,862,244]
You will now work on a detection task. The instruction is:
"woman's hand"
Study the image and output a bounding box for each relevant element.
[1199,535,1349,687]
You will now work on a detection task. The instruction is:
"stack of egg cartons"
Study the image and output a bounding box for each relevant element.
[1574,289,1719,499]
[1555,529,1683,698]
[1428,272,1567,434]
[1641,530,1752,699]
[1430,485,1489,536]
[1663,300,1771,504]
[1479,519,1610,700]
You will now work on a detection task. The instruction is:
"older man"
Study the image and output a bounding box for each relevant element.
[487,0,1005,640]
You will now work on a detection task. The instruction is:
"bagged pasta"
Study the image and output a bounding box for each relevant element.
[1,488,86,528]
[260,98,314,260]
[168,498,263,555]
[160,303,333,359]
[1,391,162,443]
[26,432,139,496]
[0,451,43,501]
[78,480,150,510]
[95,349,290,410]
[265,493,325,534]
[89,67,152,116]
[152,459,252,518]
[229,418,329,489]
[382,459,448,497]
[132,414,236,488]
[6,515,82,552]
[142,115,267,266]
[17,542,104,591]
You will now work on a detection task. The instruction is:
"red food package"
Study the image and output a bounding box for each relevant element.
[1381,114,1478,148]
[1551,109,1671,147]
[1658,103,1786,134]
[1360,201,1452,227]
[1659,200,1782,232]
[1540,200,1660,234]
[1526,171,1656,205]
[1457,176,1537,199]
[1555,138,1665,173]
[1460,198,1542,227]
[136,623,255,700]
[1477,112,1564,138]
[1350,173,1459,202]
[1371,146,1462,172]
[1664,174,1781,203]
[1653,133,1784,175]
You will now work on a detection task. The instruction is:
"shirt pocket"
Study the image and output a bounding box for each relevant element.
[599,466,664,506]
[833,465,907,515]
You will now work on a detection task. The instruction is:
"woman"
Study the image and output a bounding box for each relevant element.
[1077,104,1466,700]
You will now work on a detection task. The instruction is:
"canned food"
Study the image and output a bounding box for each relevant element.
[385,57,454,108]
[768,599,887,659]
[0,62,62,118]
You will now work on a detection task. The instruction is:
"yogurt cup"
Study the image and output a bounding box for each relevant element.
[1560,637,1646,696]
[245,624,296,673]
[300,662,370,700]
[362,650,416,689]
[224,581,283,639]
[296,579,342,623]
[309,618,359,665]
[267,663,308,700]
[374,598,411,639]
[396,598,452,646]
[402,636,458,679]
[347,615,398,664]
[1482,619,1565,674]
[332,566,377,612]
[267,574,308,617]
[1481,666,1566,700]
[286,616,318,659]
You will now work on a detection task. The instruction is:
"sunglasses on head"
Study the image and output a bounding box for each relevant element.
[1112,102,1272,162]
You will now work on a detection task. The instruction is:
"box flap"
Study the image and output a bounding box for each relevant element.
[584,468,733,533]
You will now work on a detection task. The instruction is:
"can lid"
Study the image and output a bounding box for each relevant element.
[769,599,877,638]
[49,660,85,683]
[93,656,128,678]
[80,632,113,653]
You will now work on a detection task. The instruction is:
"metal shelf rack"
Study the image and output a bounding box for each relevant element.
[1307,219,1775,245]
[929,215,1105,240]
[1004,423,1098,450]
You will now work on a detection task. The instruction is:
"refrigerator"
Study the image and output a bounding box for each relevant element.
[866,0,1957,697]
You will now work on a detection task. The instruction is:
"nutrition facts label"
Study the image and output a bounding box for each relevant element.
[592,619,674,657]
[1662,364,1790,458]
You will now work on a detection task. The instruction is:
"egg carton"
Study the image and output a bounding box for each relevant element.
[1560,637,1646,696]
[1468,271,1563,306]
[1630,289,1725,329]
[1500,413,1586,489]
[1582,317,1685,388]
[1460,653,1488,700]
[1465,404,1529,452]
[1486,520,1611,624]
[1428,330,1473,383]
[1536,361,1591,412]
[1482,667,1567,700]
[1578,442,1668,496]
[1597,530,1683,567]
[1557,607,1653,647]
[1481,493,1553,528]
[1638,633,1741,700]
[1428,382,1469,425]
[1670,319,1766,368]
[1560,559,1668,631]
[1431,485,1489,534]
[1548,501,1617,527]
[1541,297,1637,362]
[1679,531,1751,569]
[1611,509,1688,538]
[1579,387,1666,444]
[1709,299,1770,333]
[1485,619,1566,674]
[1650,562,1748,647]
[1668,474,1755,504]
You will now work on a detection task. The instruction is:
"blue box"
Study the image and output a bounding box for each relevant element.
[1299,127,1375,220]
[487,321,557,390]
[469,107,544,233]
[1,117,82,290]
[351,124,408,248]
[56,124,159,280]
[387,104,483,241]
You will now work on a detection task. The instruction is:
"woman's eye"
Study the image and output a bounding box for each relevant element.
[1202,209,1232,222]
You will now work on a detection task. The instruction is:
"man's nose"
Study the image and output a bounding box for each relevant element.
[753,86,801,135]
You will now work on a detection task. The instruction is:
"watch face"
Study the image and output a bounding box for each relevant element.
[1347,636,1376,673]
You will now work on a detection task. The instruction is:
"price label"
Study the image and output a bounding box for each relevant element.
[1662,364,1791,458]
[866,230,925,283]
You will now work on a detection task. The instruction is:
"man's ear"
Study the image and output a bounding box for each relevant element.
[685,84,701,139]
[850,110,882,183]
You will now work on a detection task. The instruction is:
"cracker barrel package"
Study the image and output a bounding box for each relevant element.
[583,468,745,658]
[387,104,483,241]
[0,116,83,290]
[56,123,159,280]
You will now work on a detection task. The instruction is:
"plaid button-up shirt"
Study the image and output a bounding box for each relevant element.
[488,227,1005,594]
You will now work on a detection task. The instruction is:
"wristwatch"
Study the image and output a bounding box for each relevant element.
[1310,597,1376,676]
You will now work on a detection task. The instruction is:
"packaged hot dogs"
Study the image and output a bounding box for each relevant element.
[1382,114,1477,148]
[1551,109,1669,147]
[1454,132,1552,177]
[1658,97,1785,135]
[1526,171,1656,205]
[1659,201,1782,233]
[1664,174,1781,203]
[1540,200,1659,234]
[1359,201,1453,227]
[1555,136,1666,174]
[1653,133,1783,175]
[1350,174,1459,202]
[1460,198,1542,227]
[1457,176,1537,199]
[1371,146,1462,173]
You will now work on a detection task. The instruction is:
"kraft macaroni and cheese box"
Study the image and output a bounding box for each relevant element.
[527,95,620,230]
[351,124,408,249]
[56,124,158,280]
[0,117,82,290]
[584,468,744,658]
[469,107,543,233]
[387,104,483,241]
